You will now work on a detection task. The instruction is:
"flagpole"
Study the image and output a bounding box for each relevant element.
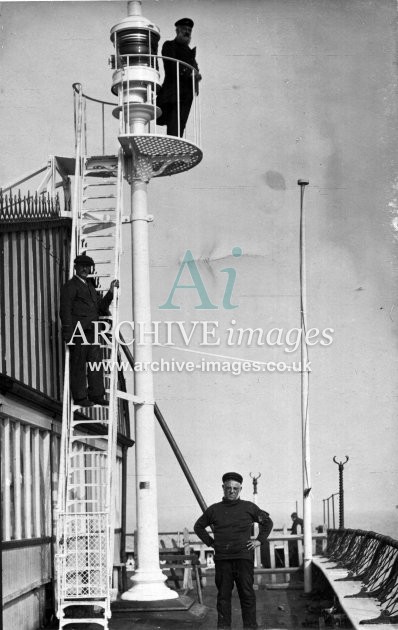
[298,179,312,593]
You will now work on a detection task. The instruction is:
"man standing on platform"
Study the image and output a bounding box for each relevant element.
[194,472,273,629]
[157,18,202,137]
[60,254,118,407]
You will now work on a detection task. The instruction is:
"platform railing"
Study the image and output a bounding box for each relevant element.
[73,83,117,158]
[72,53,201,157]
[124,529,327,574]
[322,528,398,623]
[116,53,201,147]
[322,492,339,529]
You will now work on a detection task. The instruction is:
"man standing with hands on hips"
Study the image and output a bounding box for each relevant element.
[194,472,273,629]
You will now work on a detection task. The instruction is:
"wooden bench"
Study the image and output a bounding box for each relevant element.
[312,556,398,629]
[160,552,203,604]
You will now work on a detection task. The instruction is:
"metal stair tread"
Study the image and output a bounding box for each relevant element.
[71,435,110,440]
[71,419,109,426]
[83,195,117,199]
[58,143,122,618]
[84,181,117,187]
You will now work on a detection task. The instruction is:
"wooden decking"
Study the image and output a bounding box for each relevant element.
[105,571,347,630]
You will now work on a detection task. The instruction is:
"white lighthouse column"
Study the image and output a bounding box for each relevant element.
[112,0,201,603]
[121,175,177,601]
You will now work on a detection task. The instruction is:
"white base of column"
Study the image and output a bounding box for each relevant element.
[121,569,179,601]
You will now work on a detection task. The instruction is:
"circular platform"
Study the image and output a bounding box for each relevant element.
[118,133,203,177]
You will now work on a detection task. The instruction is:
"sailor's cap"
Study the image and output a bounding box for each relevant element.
[222,472,243,484]
[175,18,194,28]
[74,254,94,266]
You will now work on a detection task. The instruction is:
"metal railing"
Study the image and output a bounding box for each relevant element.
[323,492,339,529]
[73,53,201,156]
[0,189,60,221]
[73,83,117,158]
[115,53,201,145]
[324,528,398,623]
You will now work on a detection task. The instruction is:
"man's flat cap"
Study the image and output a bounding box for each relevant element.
[222,472,243,484]
[74,254,94,266]
[175,18,194,28]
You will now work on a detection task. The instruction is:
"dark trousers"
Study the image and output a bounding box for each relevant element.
[69,329,105,401]
[160,97,193,137]
[214,558,257,629]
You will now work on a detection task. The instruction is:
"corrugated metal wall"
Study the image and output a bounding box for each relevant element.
[0,218,70,398]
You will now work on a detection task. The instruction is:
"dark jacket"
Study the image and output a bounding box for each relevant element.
[194,499,273,560]
[60,276,113,342]
[291,517,304,535]
[158,38,199,106]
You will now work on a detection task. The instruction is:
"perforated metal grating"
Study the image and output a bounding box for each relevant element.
[118,134,203,177]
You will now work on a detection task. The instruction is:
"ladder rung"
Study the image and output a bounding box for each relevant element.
[60,601,107,607]
[71,435,109,441]
[71,405,108,412]
[84,166,116,173]
[84,181,117,187]
[83,195,116,200]
[82,221,115,226]
[66,499,99,506]
[84,246,114,251]
[69,452,106,458]
[82,207,116,213]
[84,171,116,178]
[60,624,106,628]
[70,451,107,457]
[71,419,109,427]
[69,469,107,474]
[72,405,94,411]
[68,483,107,488]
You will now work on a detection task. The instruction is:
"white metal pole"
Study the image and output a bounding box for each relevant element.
[250,473,262,568]
[298,179,312,593]
[121,177,177,602]
[118,0,177,601]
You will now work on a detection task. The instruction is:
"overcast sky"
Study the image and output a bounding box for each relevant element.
[1,0,398,536]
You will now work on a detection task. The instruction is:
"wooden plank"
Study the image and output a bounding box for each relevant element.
[23,425,32,539]
[183,527,193,590]
[32,428,41,537]
[13,422,22,538]
[0,232,6,374]
[3,419,12,540]
[53,227,61,399]
[2,577,52,606]
[16,230,24,383]
[42,431,51,536]
[8,233,16,378]
[38,228,49,394]
[23,231,33,387]
[31,230,41,391]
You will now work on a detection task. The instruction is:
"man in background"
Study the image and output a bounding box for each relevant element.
[289,511,304,566]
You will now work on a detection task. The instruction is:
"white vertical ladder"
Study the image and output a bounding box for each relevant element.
[56,87,125,628]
